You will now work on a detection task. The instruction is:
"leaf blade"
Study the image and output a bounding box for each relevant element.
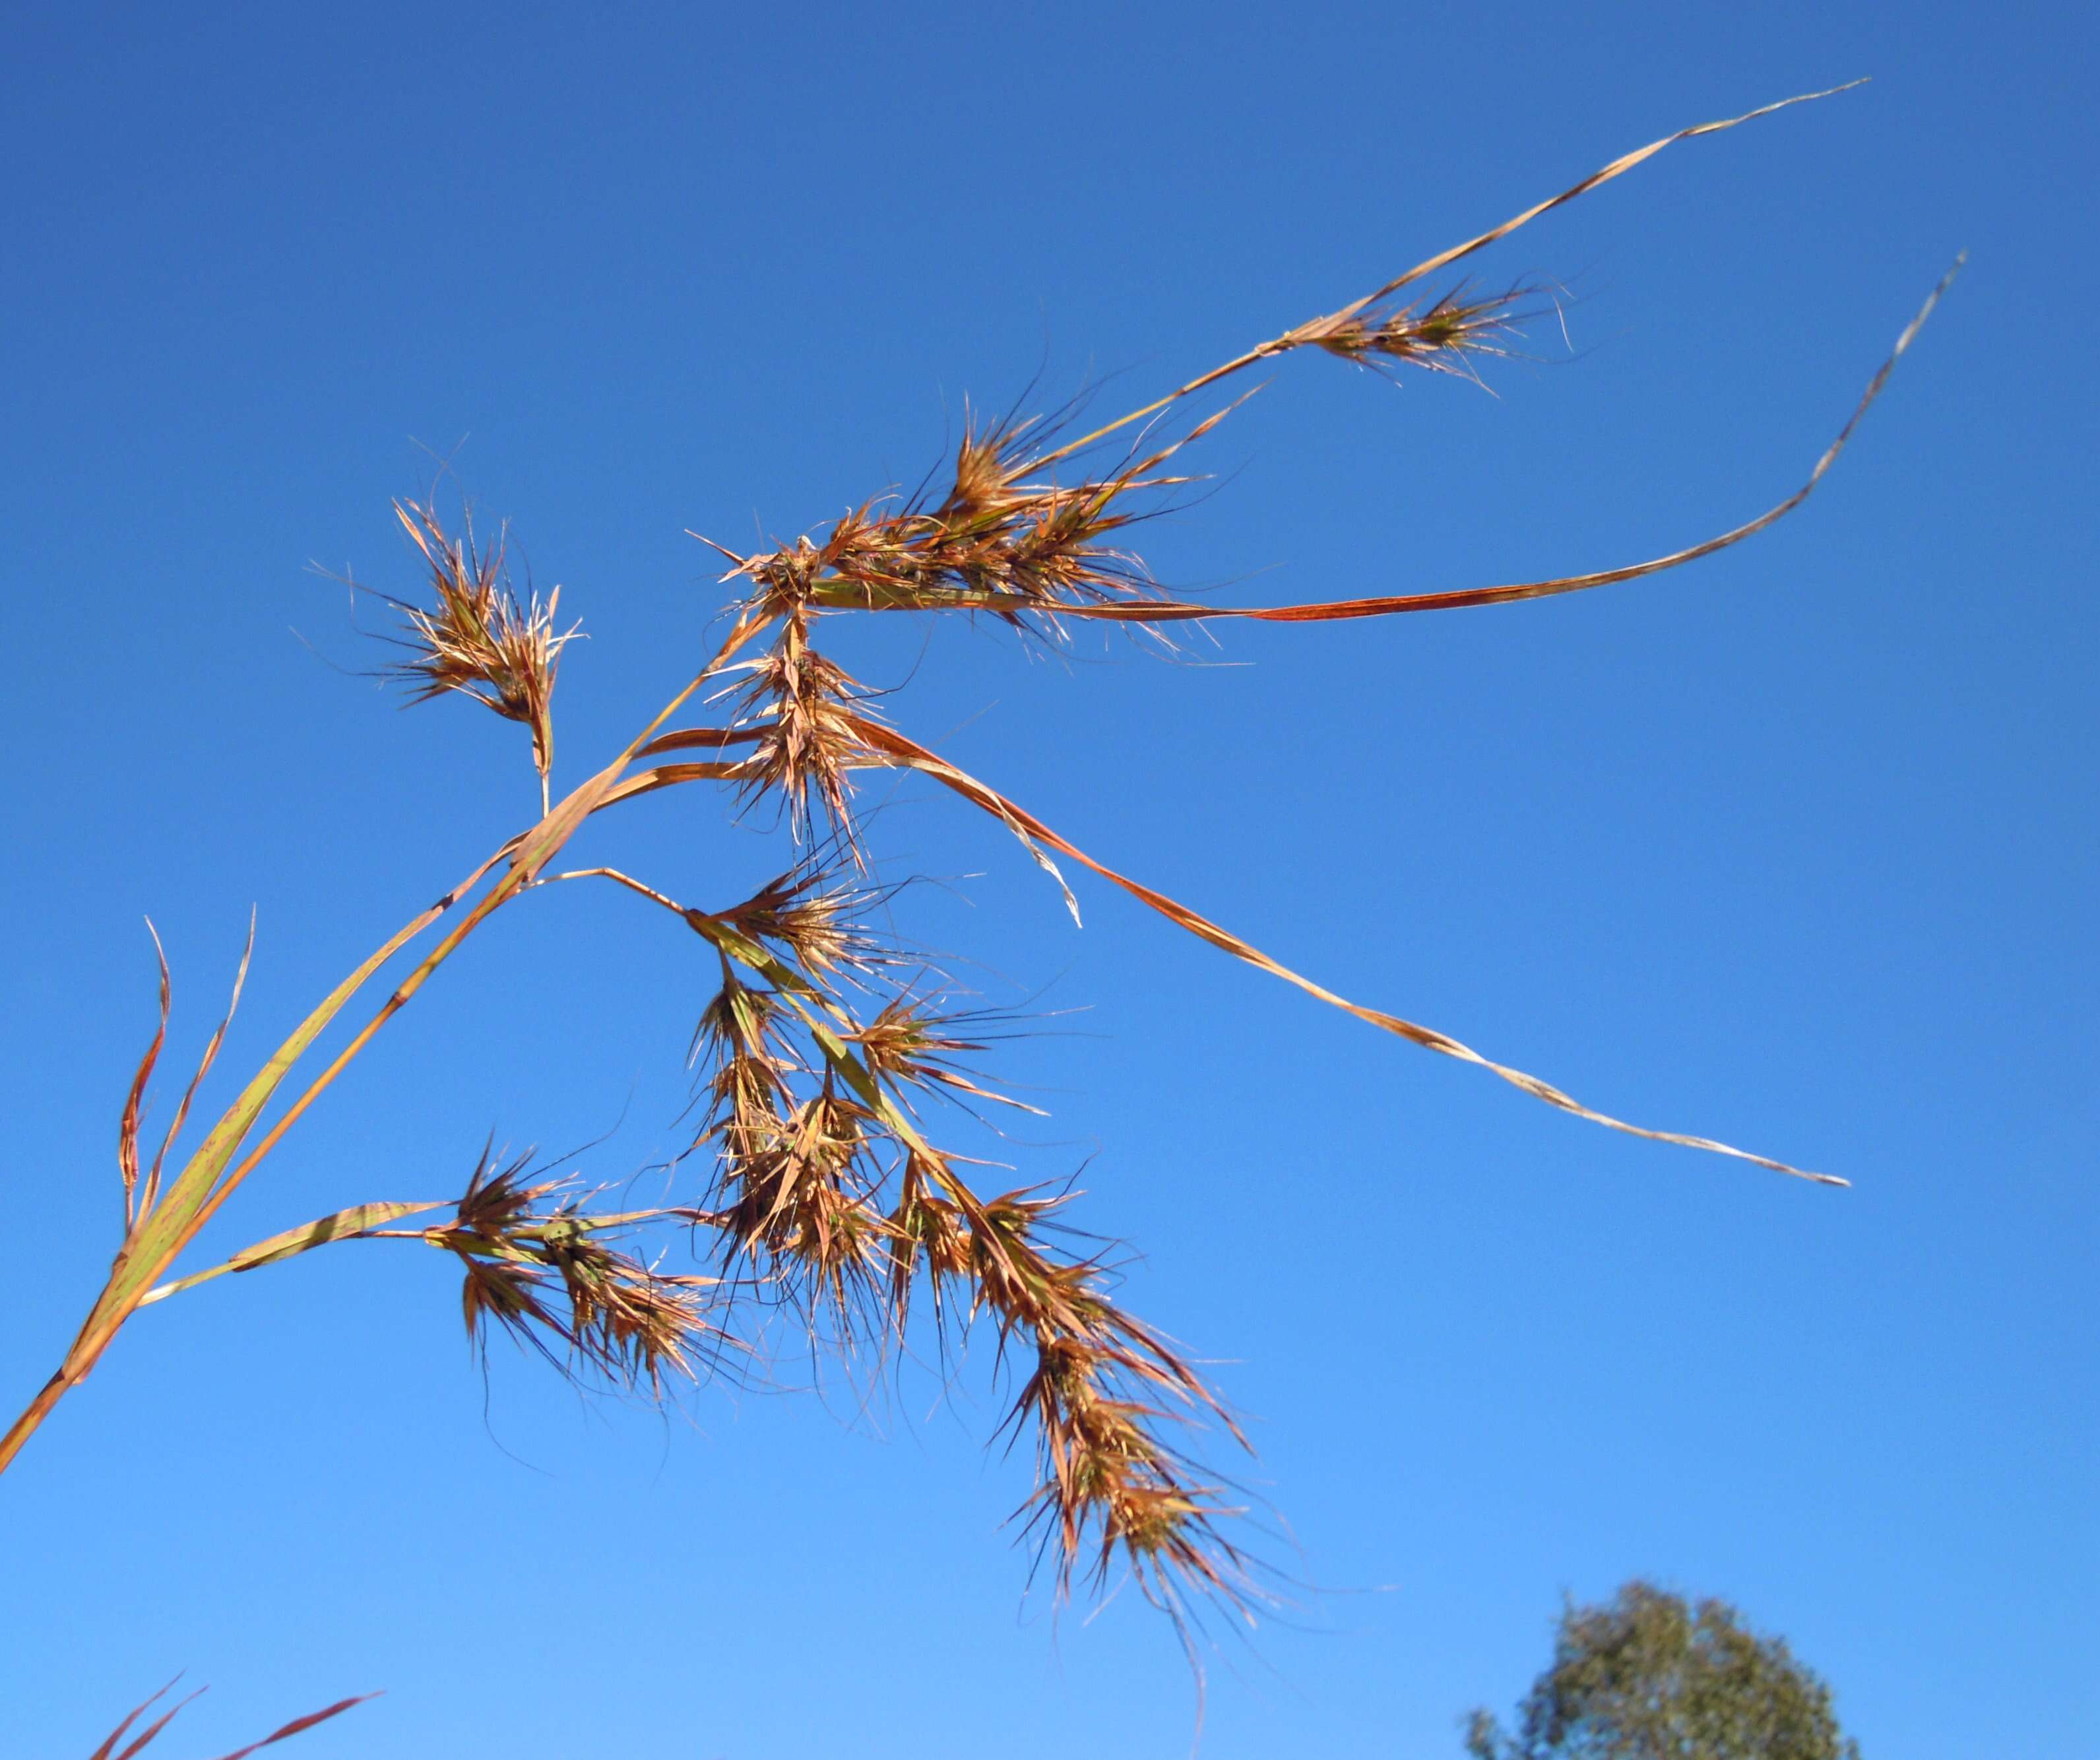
[139,1201,447,1305]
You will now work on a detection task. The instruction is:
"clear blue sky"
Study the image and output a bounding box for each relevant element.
[3,3,2092,1755]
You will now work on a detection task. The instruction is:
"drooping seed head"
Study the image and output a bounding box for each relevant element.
[437,1142,732,1392]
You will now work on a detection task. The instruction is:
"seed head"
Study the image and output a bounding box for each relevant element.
[1297,279,1547,383]
[381,500,576,793]
[436,1143,730,1394]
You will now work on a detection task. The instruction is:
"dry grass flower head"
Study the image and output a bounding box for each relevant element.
[1,84,1963,1736]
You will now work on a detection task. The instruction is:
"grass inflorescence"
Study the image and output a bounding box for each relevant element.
[10,86,1960,1711]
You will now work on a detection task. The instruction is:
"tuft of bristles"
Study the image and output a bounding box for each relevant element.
[965,1187,1254,1621]
[713,612,877,846]
[848,990,1041,1120]
[685,958,895,1337]
[711,864,893,985]
[380,500,576,805]
[433,1144,728,1396]
[715,404,1228,638]
[665,883,1253,1621]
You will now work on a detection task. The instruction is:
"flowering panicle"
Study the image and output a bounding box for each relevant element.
[61,88,1940,1670]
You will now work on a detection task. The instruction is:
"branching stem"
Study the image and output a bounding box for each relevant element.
[539,866,693,919]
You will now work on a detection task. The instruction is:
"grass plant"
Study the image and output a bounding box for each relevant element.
[11,86,1957,1750]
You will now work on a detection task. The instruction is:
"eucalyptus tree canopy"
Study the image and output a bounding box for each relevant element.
[1465,1581,1861,1760]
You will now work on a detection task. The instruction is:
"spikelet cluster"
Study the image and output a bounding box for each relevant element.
[682,290,1538,845]
[658,863,1252,1618]
[383,500,575,797]
[1292,280,1546,381]
[431,1145,726,1396]
[969,1190,1252,1617]
[722,409,1217,634]
[715,612,874,844]
[708,280,1533,648]
[645,315,1537,1621]
[687,968,891,1332]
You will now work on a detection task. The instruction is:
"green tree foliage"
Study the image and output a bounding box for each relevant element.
[1465,1581,1861,1760]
